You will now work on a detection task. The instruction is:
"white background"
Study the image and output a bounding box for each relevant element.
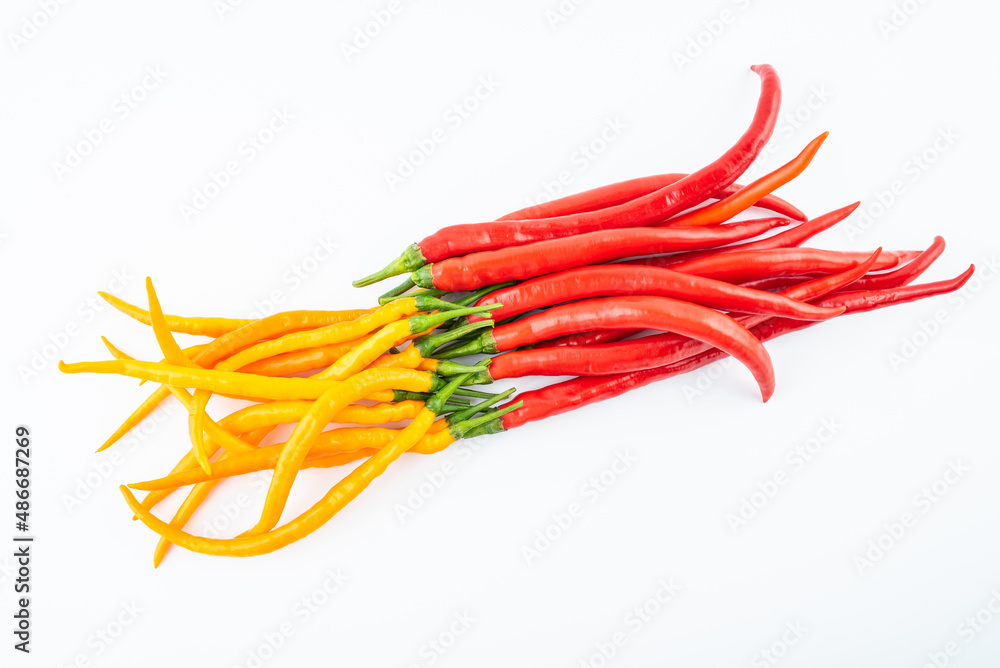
[2,1,1000,667]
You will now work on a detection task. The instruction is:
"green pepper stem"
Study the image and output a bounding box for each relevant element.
[413,295,466,312]
[434,359,492,376]
[353,243,427,288]
[427,373,448,392]
[452,386,498,399]
[439,315,469,333]
[408,305,501,334]
[463,369,493,386]
[377,277,417,304]
[415,319,494,357]
[450,401,522,438]
[447,387,516,423]
[431,331,495,359]
[411,264,435,288]
[453,281,518,307]
[382,287,446,305]
[392,390,470,405]
[425,372,474,414]
[457,418,508,439]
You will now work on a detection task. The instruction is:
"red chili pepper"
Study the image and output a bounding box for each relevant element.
[659,247,910,282]
[534,329,636,349]
[443,295,776,401]
[354,65,782,286]
[737,276,805,291]
[647,202,860,268]
[497,264,974,429]
[412,218,788,291]
[816,264,974,312]
[538,246,886,349]
[739,240,941,295]
[664,133,827,227]
[497,173,806,222]
[470,265,843,324]
[843,236,945,291]
[475,251,879,383]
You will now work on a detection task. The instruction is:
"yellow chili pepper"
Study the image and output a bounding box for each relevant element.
[121,410,437,557]
[218,298,492,376]
[239,367,438,536]
[151,426,272,567]
[95,308,374,451]
[61,360,434,400]
[99,291,255,337]
[137,424,274,518]
[125,382,516,558]
[366,344,424,370]
[178,301,453,459]
[130,426,415,490]
[62,359,336,400]
[136,390,516,502]
[313,306,497,382]
[132,406,454,524]
[312,319,419,380]
[103,337,253,459]
[237,342,360,376]
[144,278,221,473]
[221,399,432,433]
[219,300,418,373]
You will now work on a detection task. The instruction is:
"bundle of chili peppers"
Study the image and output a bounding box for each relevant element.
[61,64,973,563]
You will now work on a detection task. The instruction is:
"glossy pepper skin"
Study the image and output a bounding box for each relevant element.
[476,252,880,383]
[418,65,782,261]
[650,202,862,269]
[643,247,912,282]
[354,64,782,286]
[412,218,789,291]
[546,247,887,346]
[535,329,637,349]
[664,132,827,227]
[498,264,974,430]
[469,264,844,324]
[496,173,806,222]
[94,308,384,453]
[846,237,945,291]
[447,295,777,402]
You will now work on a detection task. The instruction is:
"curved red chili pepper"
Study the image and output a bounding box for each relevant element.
[844,236,945,291]
[664,132,827,228]
[470,265,843,323]
[497,173,806,222]
[817,264,974,312]
[647,202,860,269]
[536,247,886,350]
[534,329,636,349]
[414,218,788,291]
[481,251,879,383]
[451,295,776,401]
[661,247,909,282]
[737,276,804,291]
[498,263,974,430]
[737,241,937,293]
[354,65,782,286]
